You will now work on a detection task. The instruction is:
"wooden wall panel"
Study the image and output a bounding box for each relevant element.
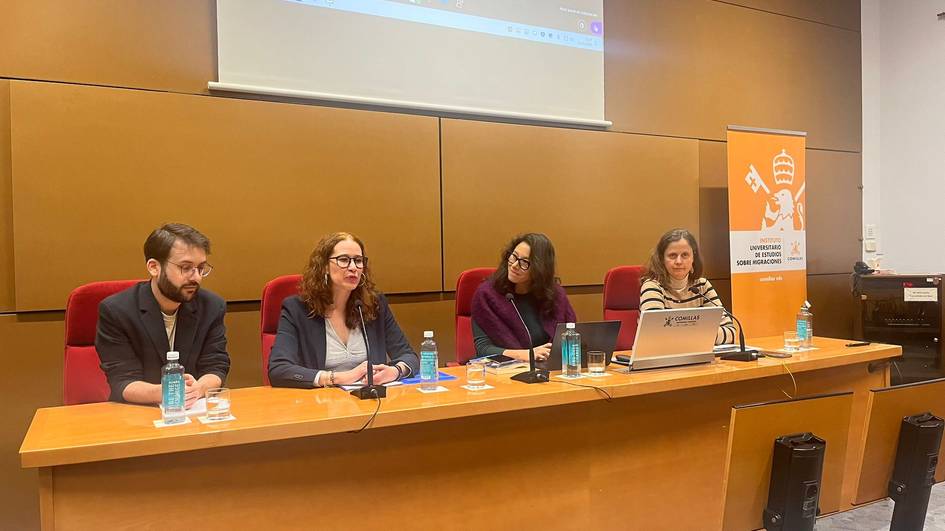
[223,306,265,389]
[708,277,733,310]
[699,141,731,279]
[0,80,13,311]
[10,81,442,311]
[0,0,215,94]
[605,0,862,151]
[808,274,857,340]
[0,314,64,531]
[718,0,861,30]
[570,290,604,323]
[806,149,862,275]
[386,298,457,365]
[442,119,700,288]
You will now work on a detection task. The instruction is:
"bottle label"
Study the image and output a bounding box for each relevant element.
[569,341,581,367]
[561,333,581,374]
[796,320,809,340]
[420,351,437,380]
[162,373,184,410]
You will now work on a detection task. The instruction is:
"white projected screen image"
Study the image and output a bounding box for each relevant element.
[213,0,608,126]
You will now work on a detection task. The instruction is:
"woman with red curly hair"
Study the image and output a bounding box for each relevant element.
[268,232,419,388]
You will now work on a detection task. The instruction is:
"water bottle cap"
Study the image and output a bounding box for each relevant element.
[566,322,575,329]
[423,330,434,338]
[166,351,179,361]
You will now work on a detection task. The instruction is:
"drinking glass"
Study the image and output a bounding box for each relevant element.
[206,388,231,421]
[466,360,487,390]
[783,331,801,352]
[587,351,606,376]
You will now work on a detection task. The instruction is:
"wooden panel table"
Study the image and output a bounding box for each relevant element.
[721,392,855,531]
[21,338,898,530]
[854,378,945,504]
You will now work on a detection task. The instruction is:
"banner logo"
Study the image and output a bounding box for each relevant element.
[744,149,806,232]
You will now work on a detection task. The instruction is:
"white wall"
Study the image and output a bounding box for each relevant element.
[861,0,881,264]
[862,0,945,273]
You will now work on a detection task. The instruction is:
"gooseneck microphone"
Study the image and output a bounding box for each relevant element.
[688,286,759,362]
[350,299,387,399]
[506,293,549,384]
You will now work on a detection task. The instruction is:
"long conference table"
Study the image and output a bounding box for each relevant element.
[21,337,900,530]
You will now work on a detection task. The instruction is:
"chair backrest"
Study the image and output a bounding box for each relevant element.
[63,280,139,405]
[260,274,302,385]
[455,267,496,365]
[602,266,644,351]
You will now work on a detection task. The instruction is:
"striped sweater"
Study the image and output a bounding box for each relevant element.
[640,277,736,345]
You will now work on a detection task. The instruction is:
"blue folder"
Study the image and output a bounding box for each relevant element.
[400,371,457,385]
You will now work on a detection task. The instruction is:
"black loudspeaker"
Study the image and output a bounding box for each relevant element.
[888,412,944,531]
[762,433,826,531]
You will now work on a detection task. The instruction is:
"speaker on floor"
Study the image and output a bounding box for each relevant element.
[762,432,826,531]
[888,412,944,531]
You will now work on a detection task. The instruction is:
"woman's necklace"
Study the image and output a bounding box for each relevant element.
[668,278,689,294]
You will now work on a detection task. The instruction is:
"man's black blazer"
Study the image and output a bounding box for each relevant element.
[95,281,230,402]
[268,294,420,388]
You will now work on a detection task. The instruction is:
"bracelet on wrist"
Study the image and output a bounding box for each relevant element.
[329,371,336,386]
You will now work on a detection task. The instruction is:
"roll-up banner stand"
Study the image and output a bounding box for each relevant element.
[727,126,808,337]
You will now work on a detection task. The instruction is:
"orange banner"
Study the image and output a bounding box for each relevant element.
[727,128,807,338]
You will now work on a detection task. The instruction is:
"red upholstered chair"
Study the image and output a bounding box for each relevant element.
[260,274,302,385]
[454,267,496,365]
[63,280,139,405]
[602,266,644,351]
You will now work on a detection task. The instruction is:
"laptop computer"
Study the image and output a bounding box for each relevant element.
[628,307,724,371]
[540,321,621,371]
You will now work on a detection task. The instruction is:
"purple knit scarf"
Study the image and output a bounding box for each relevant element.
[470,281,576,349]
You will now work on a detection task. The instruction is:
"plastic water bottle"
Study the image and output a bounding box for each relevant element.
[419,331,438,391]
[561,323,582,378]
[796,302,814,348]
[161,351,186,424]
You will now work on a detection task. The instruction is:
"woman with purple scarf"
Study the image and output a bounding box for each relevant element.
[470,233,577,362]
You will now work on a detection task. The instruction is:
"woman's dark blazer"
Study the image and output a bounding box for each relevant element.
[268,294,420,388]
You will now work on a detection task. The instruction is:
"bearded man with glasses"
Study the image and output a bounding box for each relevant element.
[95,223,230,405]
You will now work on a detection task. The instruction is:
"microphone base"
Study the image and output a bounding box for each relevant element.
[350,384,387,400]
[511,369,550,384]
[720,349,759,362]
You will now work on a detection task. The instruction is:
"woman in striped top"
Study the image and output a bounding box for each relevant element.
[639,228,736,345]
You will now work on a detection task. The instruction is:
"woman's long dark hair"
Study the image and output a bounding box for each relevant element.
[642,228,704,288]
[490,233,559,316]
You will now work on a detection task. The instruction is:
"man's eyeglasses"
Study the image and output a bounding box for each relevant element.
[507,252,531,271]
[329,255,367,269]
[167,260,213,278]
